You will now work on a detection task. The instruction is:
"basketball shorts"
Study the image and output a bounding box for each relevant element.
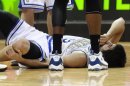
[19,0,74,13]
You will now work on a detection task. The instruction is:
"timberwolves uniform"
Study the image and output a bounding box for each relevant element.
[6,20,91,62]
[19,0,74,12]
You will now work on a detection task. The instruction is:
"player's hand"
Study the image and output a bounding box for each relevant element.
[5,46,22,61]
[100,34,111,45]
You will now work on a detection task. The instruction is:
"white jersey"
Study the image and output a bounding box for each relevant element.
[19,0,74,12]
[6,19,49,61]
[47,35,91,57]
[6,19,91,61]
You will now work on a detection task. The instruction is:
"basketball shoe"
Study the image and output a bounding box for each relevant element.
[0,64,7,72]
[88,51,108,71]
[49,54,64,71]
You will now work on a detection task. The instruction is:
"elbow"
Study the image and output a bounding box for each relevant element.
[118,17,125,32]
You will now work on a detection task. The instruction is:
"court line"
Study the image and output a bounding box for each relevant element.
[35,20,130,24]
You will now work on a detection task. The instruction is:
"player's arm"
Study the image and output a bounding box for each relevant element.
[15,57,49,68]
[100,17,125,45]
[0,45,49,68]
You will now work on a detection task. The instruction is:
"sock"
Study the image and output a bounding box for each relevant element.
[52,34,63,54]
[90,35,100,54]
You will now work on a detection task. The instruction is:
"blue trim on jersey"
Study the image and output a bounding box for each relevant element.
[19,7,44,11]
[5,19,20,46]
[22,0,44,7]
[19,6,44,10]
[46,6,53,10]
[19,0,44,10]
[6,20,24,45]
[46,6,53,8]
[18,0,22,8]
[47,36,53,53]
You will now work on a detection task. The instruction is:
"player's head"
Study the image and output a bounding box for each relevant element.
[102,44,126,68]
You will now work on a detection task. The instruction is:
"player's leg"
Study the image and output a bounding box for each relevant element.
[47,10,53,35]
[49,0,69,71]
[0,9,20,66]
[0,39,43,67]
[45,0,74,36]
[85,0,101,54]
[0,10,19,38]
[45,0,55,36]
[18,0,45,26]
[0,41,28,62]
[11,38,42,59]
[63,51,87,67]
[20,9,34,26]
[85,0,108,70]
[52,0,69,54]
[18,0,35,26]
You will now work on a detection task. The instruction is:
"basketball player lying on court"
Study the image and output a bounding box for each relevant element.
[0,10,126,69]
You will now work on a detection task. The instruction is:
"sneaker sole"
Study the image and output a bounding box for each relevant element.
[49,64,64,71]
[0,68,7,72]
[0,64,7,72]
[88,64,108,71]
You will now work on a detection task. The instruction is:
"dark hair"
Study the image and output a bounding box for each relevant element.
[102,44,126,68]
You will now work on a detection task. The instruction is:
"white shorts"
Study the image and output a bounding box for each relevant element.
[6,19,50,61]
[19,0,74,12]
[61,36,91,57]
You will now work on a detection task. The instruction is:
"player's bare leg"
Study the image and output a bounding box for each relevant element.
[47,10,53,36]
[49,0,69,71]
[85,0,108,71]
[21,9,34,26]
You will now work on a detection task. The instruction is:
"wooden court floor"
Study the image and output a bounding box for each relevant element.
[0,40,130,86]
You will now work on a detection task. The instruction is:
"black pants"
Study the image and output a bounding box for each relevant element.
[0,10,19,38]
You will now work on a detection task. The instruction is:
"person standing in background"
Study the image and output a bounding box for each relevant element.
[18,0,74,35]
[49,0,108,71]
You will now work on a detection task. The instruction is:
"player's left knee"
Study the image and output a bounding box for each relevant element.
[12,38,30,55]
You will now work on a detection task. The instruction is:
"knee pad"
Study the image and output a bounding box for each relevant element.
[85,0,101,13]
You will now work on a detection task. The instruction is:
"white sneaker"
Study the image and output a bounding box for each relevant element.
[0,64,7,72]
[88,52,108,71]
[49,54,64,71]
